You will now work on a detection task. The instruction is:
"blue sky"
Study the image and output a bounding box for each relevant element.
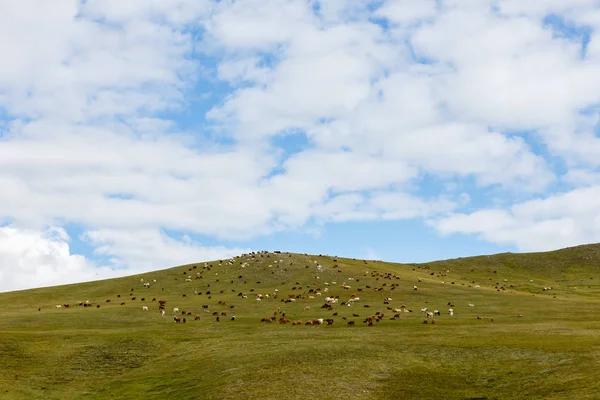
[1,0,600,292]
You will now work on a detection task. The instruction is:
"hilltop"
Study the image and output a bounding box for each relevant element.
[1,246,600,399]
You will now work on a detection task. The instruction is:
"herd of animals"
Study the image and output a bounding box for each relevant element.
[45,251,529,326]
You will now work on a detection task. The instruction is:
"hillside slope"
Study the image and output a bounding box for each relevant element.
[1,247,600,399]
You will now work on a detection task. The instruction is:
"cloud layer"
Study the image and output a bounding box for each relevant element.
[2,0,600,291]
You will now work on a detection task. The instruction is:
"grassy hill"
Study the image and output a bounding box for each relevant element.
[2,246,600,399]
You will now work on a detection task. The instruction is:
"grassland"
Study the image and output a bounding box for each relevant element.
[2,245,600,399]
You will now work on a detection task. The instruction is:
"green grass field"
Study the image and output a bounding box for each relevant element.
[2,245,600,399]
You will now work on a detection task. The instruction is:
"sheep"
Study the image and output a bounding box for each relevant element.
[448,308,454,317]
[142,306,148,311]
[173,307,179,313]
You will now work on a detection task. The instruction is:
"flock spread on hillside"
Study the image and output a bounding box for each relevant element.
[45,251,541,326]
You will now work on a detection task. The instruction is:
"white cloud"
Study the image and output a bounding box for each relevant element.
[0,225,248,293]
[83,228,251,272]
[430,185,600,251]
[2,0,600,291]
[374,0,438,25]
[0,226,118,292]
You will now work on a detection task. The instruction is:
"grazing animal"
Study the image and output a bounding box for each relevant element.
[142,306,148,311]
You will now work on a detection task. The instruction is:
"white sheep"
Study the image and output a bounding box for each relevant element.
[142,306,148,311]
[173,307,179,313]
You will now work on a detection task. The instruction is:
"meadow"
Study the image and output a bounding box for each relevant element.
[1,245,600,399]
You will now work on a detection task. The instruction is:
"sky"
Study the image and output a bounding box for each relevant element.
[2,0,600,292]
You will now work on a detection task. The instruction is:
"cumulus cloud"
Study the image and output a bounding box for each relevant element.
[3,0,600,290]
[83,228,252,271]
[0,226,118,292]
[430,185,600,251]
